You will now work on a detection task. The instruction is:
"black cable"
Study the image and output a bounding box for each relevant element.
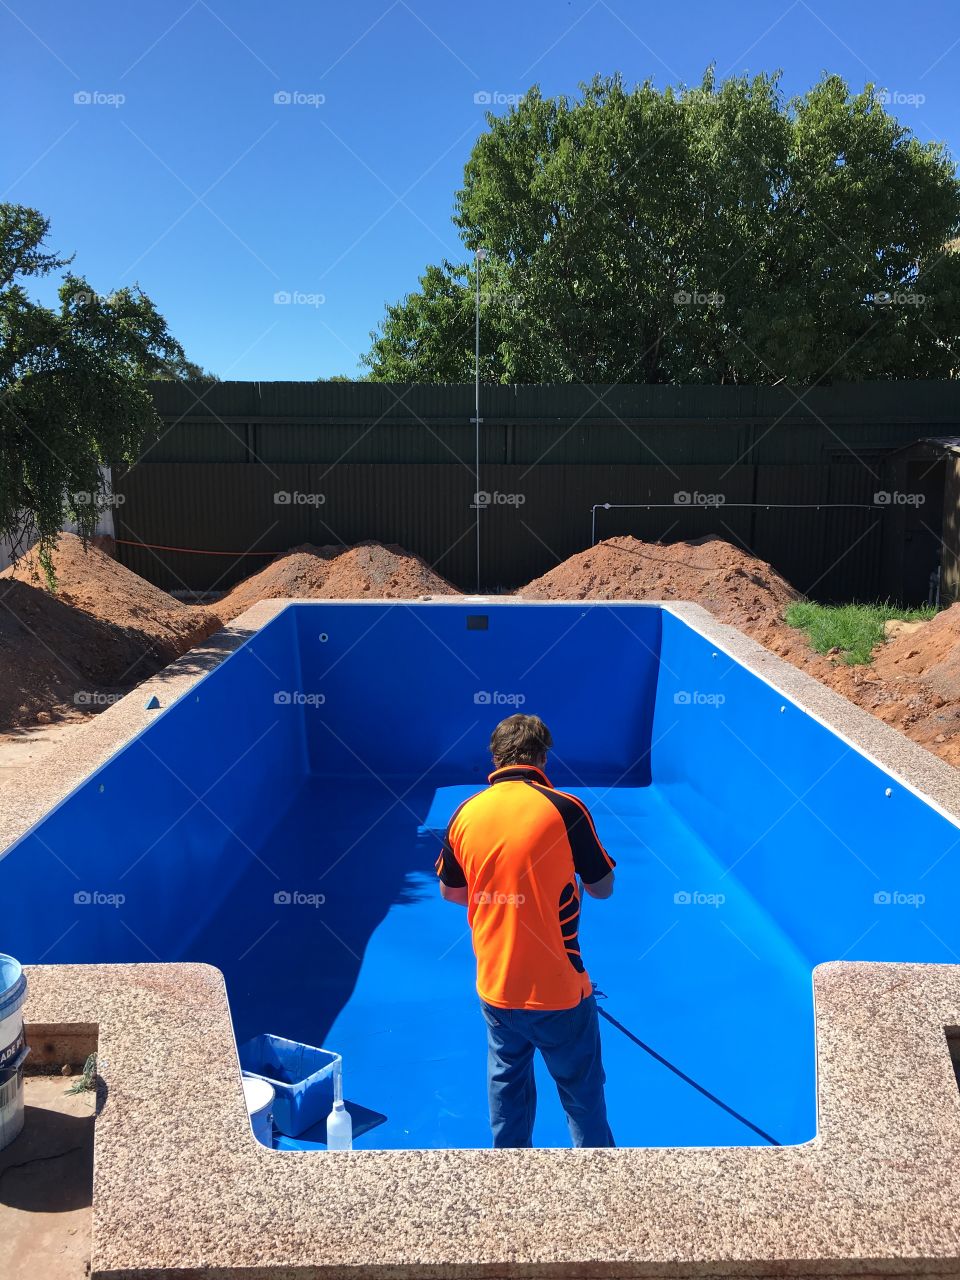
[596,1004,782,1146]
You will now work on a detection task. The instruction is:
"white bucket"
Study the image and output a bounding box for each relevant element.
[0,954,28,1151]
[242,1074,274,1148]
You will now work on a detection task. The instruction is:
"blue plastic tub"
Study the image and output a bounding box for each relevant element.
[238,1033,341,1138]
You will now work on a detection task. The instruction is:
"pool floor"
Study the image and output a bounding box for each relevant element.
[185,775,815,1149]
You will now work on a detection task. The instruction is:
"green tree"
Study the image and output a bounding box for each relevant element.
[0,204,194,580]
[363,71,960,384]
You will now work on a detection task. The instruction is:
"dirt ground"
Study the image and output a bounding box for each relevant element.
[0,1075,95,1280]
[1,532,958,768]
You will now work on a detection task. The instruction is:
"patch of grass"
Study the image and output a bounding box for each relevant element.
[785,600,937,665]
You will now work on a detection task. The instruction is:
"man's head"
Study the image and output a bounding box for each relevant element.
[490,714,553,769]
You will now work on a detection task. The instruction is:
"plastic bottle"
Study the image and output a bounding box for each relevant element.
[326,1067,352,1151]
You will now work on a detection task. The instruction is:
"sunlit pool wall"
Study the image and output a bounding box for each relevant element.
[0,607,306,962]
[5,600,959,989]
[651,610,960,967]
[292,603,662,787]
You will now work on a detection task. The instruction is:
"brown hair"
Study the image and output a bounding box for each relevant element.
[490,714,553,767]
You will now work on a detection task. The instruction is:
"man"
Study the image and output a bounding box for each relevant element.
[436,712,616,1148]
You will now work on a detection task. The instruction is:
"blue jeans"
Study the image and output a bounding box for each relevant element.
[480,994,615,1148]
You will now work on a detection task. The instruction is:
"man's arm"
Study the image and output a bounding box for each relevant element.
[582,869,615,899]
[436,805,469,905]
[538,786,616,900]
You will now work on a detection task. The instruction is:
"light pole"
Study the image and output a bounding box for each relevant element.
[472,247,487,594]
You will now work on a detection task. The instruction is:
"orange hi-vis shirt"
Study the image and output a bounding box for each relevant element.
[436,763,616,1010]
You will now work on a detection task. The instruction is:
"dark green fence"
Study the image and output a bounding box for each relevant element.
[111,381,960,601]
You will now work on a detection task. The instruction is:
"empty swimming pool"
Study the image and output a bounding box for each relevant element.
[2,601,957,1150]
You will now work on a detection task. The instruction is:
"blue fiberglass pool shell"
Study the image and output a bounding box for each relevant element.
[1,601,958,1151]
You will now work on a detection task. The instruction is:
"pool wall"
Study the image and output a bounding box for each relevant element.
[653,610,959,964]
[5,596,960,1277]
[2,598,955,981]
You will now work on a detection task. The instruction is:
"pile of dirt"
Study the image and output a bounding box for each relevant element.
[211,541,459,624]
[5,527,960,773]
[0,534,217,728]
[519,534,801,628]
[517,534,960,768]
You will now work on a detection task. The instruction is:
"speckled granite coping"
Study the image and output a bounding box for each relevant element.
[9,599,960,1278]
[21,960,960,1278]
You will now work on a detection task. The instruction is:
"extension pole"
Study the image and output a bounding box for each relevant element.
[473,248,486,594]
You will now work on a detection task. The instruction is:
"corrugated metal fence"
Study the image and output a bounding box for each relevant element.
[112,381,960,601]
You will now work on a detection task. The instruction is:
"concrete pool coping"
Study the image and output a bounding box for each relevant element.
[6,598,960,1278]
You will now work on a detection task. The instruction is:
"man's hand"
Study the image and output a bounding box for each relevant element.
[582,870,614,900]
[440,882,469,906]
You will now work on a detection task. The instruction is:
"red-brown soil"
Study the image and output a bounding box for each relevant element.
[2,531,958,771]
[519,535,960,768]
[0,534,217,728]
[210,541,458,624]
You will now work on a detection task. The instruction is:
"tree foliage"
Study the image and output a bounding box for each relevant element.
[0,204,196,580]
[363,71,960,384]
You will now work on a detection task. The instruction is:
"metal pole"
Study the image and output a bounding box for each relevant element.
[473,248,485,594]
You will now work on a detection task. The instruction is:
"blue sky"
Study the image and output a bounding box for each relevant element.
[4,0,959,380]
